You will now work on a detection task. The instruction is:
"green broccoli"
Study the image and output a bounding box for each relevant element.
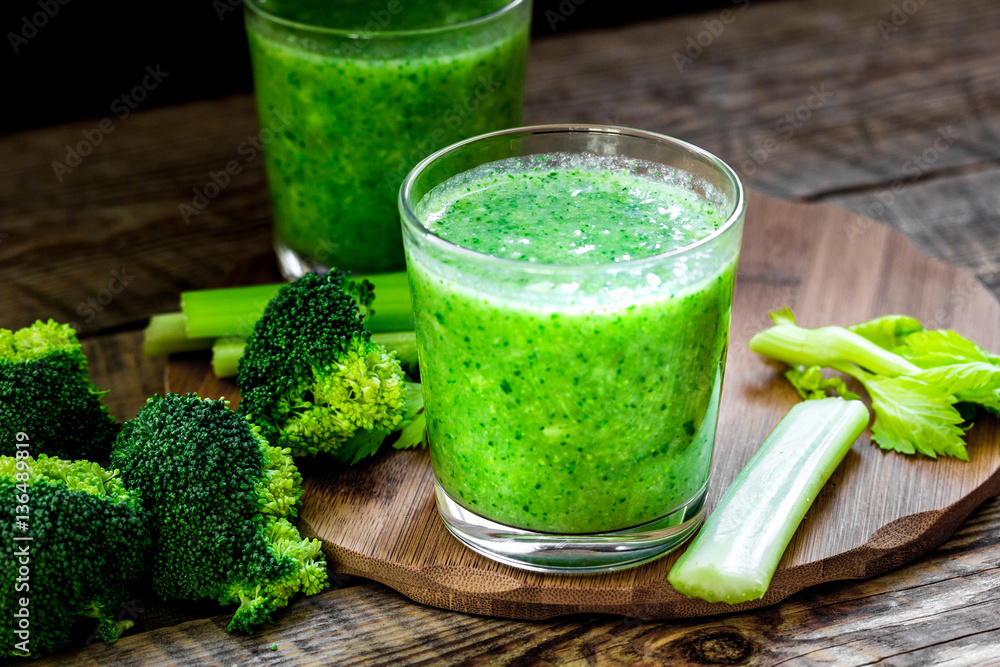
[237,271,408,460]
[110,393,328,634]
[0,320,119,460]
[0,454,149,658]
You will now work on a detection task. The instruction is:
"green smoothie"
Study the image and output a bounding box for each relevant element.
[408,153,739,534]
[245,0,530,274]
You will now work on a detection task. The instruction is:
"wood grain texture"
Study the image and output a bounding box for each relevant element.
[165,192,1000,621]
[0,95,273,336]
[523,0,1000,198]
[3,0,999,337]
[82,330,168,423]
[36,493,1000,667]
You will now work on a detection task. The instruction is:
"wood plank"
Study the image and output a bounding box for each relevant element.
[3,0,1000,335]
[523,0,1000,199]
[825,167,1000,296]
[36,494,1000,666]
[81,330,167,424]
[0,96,273,336]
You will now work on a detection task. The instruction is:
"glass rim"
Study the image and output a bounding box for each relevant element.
[243,0,527,39]
[399,124,747,276]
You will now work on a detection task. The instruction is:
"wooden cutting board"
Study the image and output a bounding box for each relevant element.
[167,191,1000,620]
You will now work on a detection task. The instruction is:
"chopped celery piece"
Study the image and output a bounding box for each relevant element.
[750,307,999,459]
[142,313,214,356]
[181,271,413,338]
[748,308,919,377]
[209,332,419,379]
[668,398,869,604]
[182,284,281,339]
[211,337,247,379]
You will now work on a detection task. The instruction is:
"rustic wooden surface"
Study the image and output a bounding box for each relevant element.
[164,192,1000,621]
[4,0,1000,662]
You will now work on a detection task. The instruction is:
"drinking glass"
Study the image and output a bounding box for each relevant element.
[400,125,746,572]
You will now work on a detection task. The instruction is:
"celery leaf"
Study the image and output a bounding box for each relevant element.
[768,307,796,326]
[752,308,1000,460]
[845,369,969,460]
[914,362,1000,415]
[848,314,924,350]
[785,366,860,401]
[893,329,1000,369]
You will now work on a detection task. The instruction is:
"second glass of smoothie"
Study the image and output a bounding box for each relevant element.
[400,125,745,573]
[244,0,531,278]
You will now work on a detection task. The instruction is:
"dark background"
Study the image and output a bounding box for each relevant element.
[2,0,761,134]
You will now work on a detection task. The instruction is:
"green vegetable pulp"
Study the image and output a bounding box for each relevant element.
[246,0,529,273]
[408,155,739,533]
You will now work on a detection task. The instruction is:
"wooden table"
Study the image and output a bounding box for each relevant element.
[4,0,1000,663]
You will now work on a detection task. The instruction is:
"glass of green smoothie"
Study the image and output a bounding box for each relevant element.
[244,0,531,278]
[400,125,745,573]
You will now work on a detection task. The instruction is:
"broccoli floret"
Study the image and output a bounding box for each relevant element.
[0,454,149,658]
[110,393,328,634]
[0,320,119,460]
[237,272,407,460]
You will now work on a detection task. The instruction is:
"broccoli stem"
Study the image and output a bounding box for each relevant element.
[182,271,413,339]
[141,313,215,356]
[210,331,419,379]
[748,320,920,377]
[668,398,869,604]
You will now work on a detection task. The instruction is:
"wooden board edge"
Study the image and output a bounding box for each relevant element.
[299,452,1000,621]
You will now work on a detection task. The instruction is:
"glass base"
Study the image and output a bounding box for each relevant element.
[274,236,330,281]
[434,481,707,574]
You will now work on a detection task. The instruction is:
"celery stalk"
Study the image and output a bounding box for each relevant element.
[182,285,281,339]
[749,322,919,376]
[668,398,869,604]
[181,271,413,338]
[142,313,215,356]
[211,337,248,379]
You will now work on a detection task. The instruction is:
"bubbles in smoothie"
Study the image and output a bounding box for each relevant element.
[414,152,728,266]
